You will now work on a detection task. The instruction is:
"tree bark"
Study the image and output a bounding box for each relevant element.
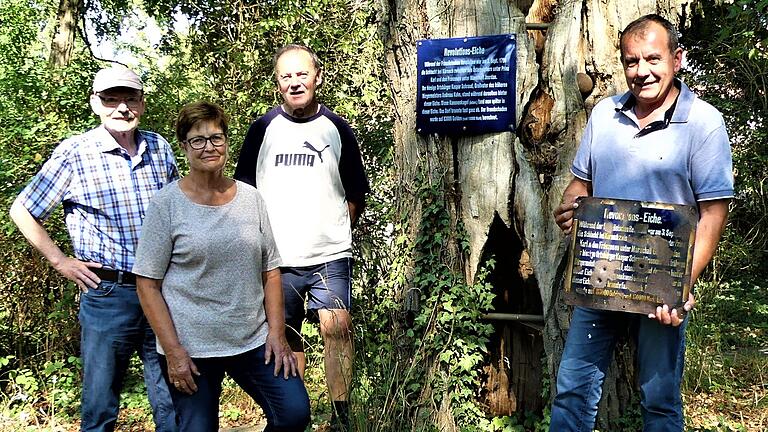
[380,0,694,428]
[49,0,82,67]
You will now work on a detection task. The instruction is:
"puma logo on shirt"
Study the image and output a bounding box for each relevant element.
[274,141,330,167]
[275,153,316,167]
[302,142,330,163]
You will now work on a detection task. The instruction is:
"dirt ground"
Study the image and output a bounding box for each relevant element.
[684,386,768,431]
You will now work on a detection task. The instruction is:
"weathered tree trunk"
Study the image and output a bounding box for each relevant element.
[49,0,81,67]
[380,0,694,429]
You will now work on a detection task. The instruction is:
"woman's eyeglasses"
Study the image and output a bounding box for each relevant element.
[185,134,227,150]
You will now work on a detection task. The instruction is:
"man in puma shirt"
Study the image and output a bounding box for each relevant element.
[234,44,369,431]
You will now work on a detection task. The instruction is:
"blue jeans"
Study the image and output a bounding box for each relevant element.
[160,344,310,432]
[79,282,176,432]
[550,307,688,432]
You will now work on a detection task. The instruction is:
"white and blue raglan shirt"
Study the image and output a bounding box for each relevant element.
[234,105,369,267]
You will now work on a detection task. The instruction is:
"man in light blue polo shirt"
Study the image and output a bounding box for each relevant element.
[9,66,178,431]
[550,14,733,432]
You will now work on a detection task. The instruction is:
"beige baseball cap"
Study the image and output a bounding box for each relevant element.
[92,66,143,92]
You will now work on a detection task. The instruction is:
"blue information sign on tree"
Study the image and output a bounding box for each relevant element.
[416,34,516,135]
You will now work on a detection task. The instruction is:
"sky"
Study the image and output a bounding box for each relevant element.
[82,8,189,68]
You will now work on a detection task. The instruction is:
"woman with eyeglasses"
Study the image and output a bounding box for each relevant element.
[132,101,310,431]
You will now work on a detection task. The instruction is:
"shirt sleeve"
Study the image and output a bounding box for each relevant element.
[332,117,370,203]
[255,191,282,271]
[18,145,73,221]
[133,192,173,279]
[159,135,180,182]
[139,130,179,183]
[234,119,267,187]
[571,113,594,182]
[691,120,734,201]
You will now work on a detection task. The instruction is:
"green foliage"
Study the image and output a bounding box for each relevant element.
[478,411,550,432]
[410,180,495,426]
[0,355,81,423]
[119,359,152,420]
[0,4,98,427]
[684,0,768,280]
[679,7,768,429]
[351,168,497,430]
[688,420,749,432]
[684,278,768,394]
[1,0,97,195]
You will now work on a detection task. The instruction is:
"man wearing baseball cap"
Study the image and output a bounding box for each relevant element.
[10,66,178,431]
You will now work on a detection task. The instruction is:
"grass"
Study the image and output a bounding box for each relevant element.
[681,277,768,432]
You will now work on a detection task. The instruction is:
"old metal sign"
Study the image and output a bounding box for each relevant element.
[564,197,698,315]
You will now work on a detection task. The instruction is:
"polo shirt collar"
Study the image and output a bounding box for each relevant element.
[614,78,695,124]
[93,126,148,157]
[671,79,695,123]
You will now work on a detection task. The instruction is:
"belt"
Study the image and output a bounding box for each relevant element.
[93,268,137,285]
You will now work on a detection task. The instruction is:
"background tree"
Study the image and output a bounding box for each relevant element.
[49,0,82,66]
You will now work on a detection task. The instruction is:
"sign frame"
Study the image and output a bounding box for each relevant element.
[416,34,516,135]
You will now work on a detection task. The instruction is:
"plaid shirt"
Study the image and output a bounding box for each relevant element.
[18,126,179,272]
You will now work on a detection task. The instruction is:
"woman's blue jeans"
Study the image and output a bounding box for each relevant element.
[160,344,311,432]
[550,307,688,432]
[78,281,176,432]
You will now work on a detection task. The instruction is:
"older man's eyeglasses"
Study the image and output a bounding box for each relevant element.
[96,93,143,110]
[185,134,227,150]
